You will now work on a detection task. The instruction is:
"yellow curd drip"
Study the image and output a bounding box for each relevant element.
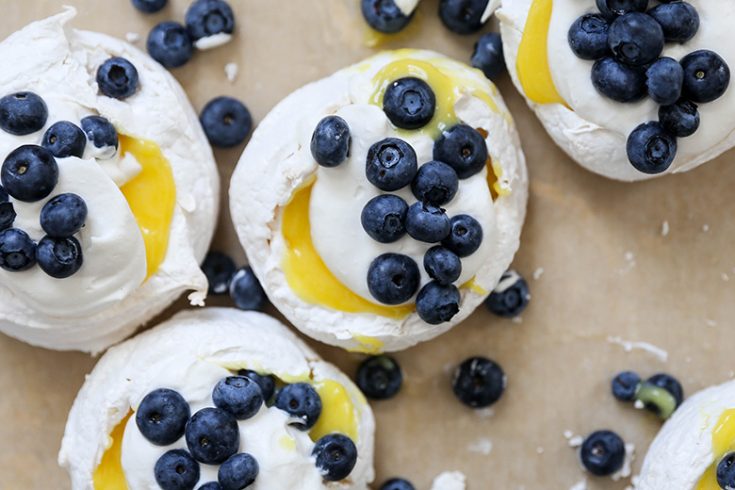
[363,12,421,49]
[462,277,488,296]
[93,412,131,490]
[119,136,176,279]
[696,409,735,489]
[349,335,385,355]
[311,380,359,442]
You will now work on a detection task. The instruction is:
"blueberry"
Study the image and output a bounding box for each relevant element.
[229,266,267,311]
[648,2,699,43]
[274,383,322,430]
[423,246,461,285]
[452,356,506,408]
[367,253,421,304]
[311,116,351,167]
[438,0,491,35]
[356,355,403,400]
[471,33,506,80]
[36,236,83,279]
[199,483,222,490]
[383,77,436,130]
[218,453,259,490]
[185,407,240,464]
[312,434,358,481]
[0,187,16,231]
[0,92,48,136]
[381,479,416,490]
[647,373,683,407]
[213,376,264,420]
[42,121,86,159]
[595,0,647,18]
[366,138,418,191]
[568,14,610,60]
[411,161,458,206]
[96,57,139,100]
[200,96,252,148]
[717,453,735,490]
[147,21,194,68]
[580,430,625,476]
[608,13,664,66]
[611,371,641,402]
[442,214,483,257]
[681,50,731,103]
[646,57,684,105]
[81,116,119,152]
[591,57,647,103]
[237,370,277,402]
[361,194,408,243]
[1,145,58,202]
[416,281,460,324]
[405,202,451,243]
[360,0,413,34]
[154,449,200,490]
[433,124,488,179]
[132,0,167,13]
[0,228,36,271]
[40,193,87,238]
[659,99,700,137]
[185,0,235,42]
[201,251,236,295]
[136,388,190,446]
[626,122,677,174]
[485,270,530,318]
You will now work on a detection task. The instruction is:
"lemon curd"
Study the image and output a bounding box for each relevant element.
[311,380,360,441]
[93,412,131,490]
[696,409,735,489]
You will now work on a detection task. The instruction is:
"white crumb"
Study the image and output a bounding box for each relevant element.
[634,399,645,410]
[536,446,545,454]
[225,62,239,83]
[570,480,587,490]
[723,272,730,282]
[475,407,495,418]
[661,220,670,237]
[467,438,493,455]
[511,316,523,324]
[125,32,141,43]
[612,443,636,481]
[706,319,718,327]
[703,224,710,232]
[569,435,584,448]
[533,267,544,280]
[563,430,574,439]
[607,336,669,362]
[431,471,466,490]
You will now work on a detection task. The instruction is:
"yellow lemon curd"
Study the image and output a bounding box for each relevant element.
[696,409,735,489]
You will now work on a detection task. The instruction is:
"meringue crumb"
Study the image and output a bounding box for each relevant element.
[703,224,710,232]
[536,446,545,454]
[511,316,523,324]
[722,272,730,282]
[612,443,636,481]
[532,267,544,280]
[467,438,493,455]
[568,435,584,448]
[606,336,669,362]
[563,430,574,439]
[125,32,141,43]
[706,318,718,327]
[475,407,495,418]
[634,399,645,410]
[225,62,239,83]
[569,480,587,490]
[430,471,466,490]
[661,220,670,237]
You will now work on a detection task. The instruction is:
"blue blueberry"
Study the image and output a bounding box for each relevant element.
[147,21,194,68]
[361,0,413,34]
[312,434,358,481]
[42,121,86,159]
[717,453,735,490]
[647,373,683,407]
[646,57,684,105]
[568,14,610,61]
[626,122,677,174]
[81,116,119,152]
[199,483,222,490]
[591,57,647,103]
[681,50,731,103]
[471,33,506,80]
[0,228,36,271]
[154,449,200,490]
[361,194,408,243]
[275,383,322,430]
[186,0,235,42]
[659,99,700,137]
[433,124,488,179]
[452,356,506,408]
[423,246,461,285]
[356,355,403,400]
[229,266,267,311]
[381,479,416,490]
[648,2,699,43]
[97,57,139,100]
[367,253,420,304]
[311,116,351,167]
[416,281,460,324]
[0,186,16,231]
[411,161,458,206]
[405,202,450,243]
[36,236,83,279]
[201,251,236,295]
[0,92,48,136]
[611,371,641,402]
[218,453,259,490]
[383,77,436,130]
[1,145,58,202]
[366,138,418,191]
[136,388,190,446]
[580,430,625,476]
[485,270,530,318]
[438,0,491,35]
[237,370,276,402]
[40,193,87,238]
[185,407,240,464]
[213,376,264,420]
[608,13,664,66]
[595,0,647,18]
[200,96,252,148]
[132,0,167,13]
[442,214,483,257]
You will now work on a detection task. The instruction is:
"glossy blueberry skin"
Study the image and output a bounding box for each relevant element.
[0,186,16,231]
[81,116,119,151]
[659,100,700,137]
[186,0,235,41]
[433,124,488,179]
[154,449,200,490]
[380,479,416,490]
[356,355,403,400]
[200,96,252,148]
[275,383,323,430]
[0,228,36,271]
[626,122,677,174]
[311,116,351,167]
[647,373,683,407]
[361,194,408,243]
[580,430,626,476]
[367,253,420,304]
[201,251,236,295]
[453,356,506,408]
[405,202,451,243]
[218,453,259,490]
[36,236,84,279]
[132,0,167,13]
[1,145,58,202]
[646,57,684,106]
[97,57,139,100]
[213,376,264,420]
[438,0,491,35]
[312,434,358,481]
[611,371,641,402]
[411,161,458,206]
[568,14,610,60]
[485,270,530,318]
[442,214,483,257]
[229,266,267,311]
[361,0,413,34]
[472,33,506,80]
[423,246,462,285]
[0,92,48,136]
[185,407,240,464]
[648,2,699,43]
[366,138,418,191]
[199,483,222,490]
[595,0,647,18]
[681,50,731,103]
[237,369,277,402]
[416,281,460,324]
[383,77,436,130]
[40,193,87,238]
[591,57,647,103]
[608,13,664,66]
[42,121,86,159]
[147,22,194,68]
[136,388,191,446]
[717,453,735,490]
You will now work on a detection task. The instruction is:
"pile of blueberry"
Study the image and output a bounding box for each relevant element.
[361,0,494,36]
[611,370,683,420]
[568,0,731,174]
[200,251,268,312]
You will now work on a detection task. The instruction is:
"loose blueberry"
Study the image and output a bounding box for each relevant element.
[646,57,684,105]
[568,14,610,60]
[132,0,167,13]
[366,138,418,191]
[312,434,358,481]
[438,0,491,35]
[237,369,277,402]
[136,388,191,446]
[0,187,16,231]
[0,228,36,271]
[442,214,483,257]
[185,407,240,465]
[218,453,259,490]
[580,430,626,476]
[154,449,200,490]
[367,253,420,304]
[626,122,677,174]
[213,376,264,420]
[361,0,413,34]
[275,383,322,430]
[648,2,699,44]
[659,99,700,137]
[647,373,683,407]
[200,96,252,148]
[591,57,647,103]
[681,50,731,103]
[36,236,84,279]
[471,33,506,80]
[423,246,462,285]
[185,0,235,42]
[611,371,641,402]
[81,116,119,152]
[381,479,416,490]
[595,0,647,18]
[147,21,194,68]
[199,483,222,490]
[311,116,351,167]
[1,145,58,202]
[361,194,408,243]
[42,121,86,159]
[405,202,451,243]
[201,251,236,295]
[40,193,87,238]
[485,270,530,318]
[453,356,506,408]
[356,355,403,400]
[383,77,436,130]
[416,281,460,324]
[433,124,488,179]
[411,161,458,206]
[0,92,48,136]
[608,13,664,66]
[97,57,139,100]
[717,453,735,490]
[229,266,267,311]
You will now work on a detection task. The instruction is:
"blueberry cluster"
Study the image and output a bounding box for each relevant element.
[611,370,683,419]
[200,251,267,311]
[361,0,494,36]
[568,1,731,174]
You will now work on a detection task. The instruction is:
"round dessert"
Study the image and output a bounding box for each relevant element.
[59,308,375,489]
[0,9,219,351]
[498,0,735,181]
[230,49,528,352]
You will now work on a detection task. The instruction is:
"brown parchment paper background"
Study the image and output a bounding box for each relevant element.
[1,1,734,489]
